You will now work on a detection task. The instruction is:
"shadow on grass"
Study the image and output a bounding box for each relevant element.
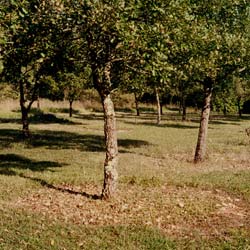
[74,113,104,121]
[0,153,63,176]
[21,175,101,200]
[0,129,151,152]
[0,153,100,200]
[47,107,80,115]
[29,112,79,125]
[0,112,80,125]
[123,115,244,128]
[124,121,199,129]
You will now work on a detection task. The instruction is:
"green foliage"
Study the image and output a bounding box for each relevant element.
[0,83,18,99]
[1,0,249,113]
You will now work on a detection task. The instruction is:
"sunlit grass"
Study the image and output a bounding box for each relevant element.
[0,102,249,249]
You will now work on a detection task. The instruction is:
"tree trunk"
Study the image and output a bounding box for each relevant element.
[101,94,118,199]
[178,100,182,114]
[182,98,186,121]
[155,87,161,125]
[37,91,40,110]
[19,80,30,138]
[21,105,30,138]
[134,93,140,116]
[69,100,73,117]
[194,79,213,163]
[160,102,163,115]
[237,97,242,118]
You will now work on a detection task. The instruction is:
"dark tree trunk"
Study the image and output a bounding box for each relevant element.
[237,97,242,118]
[101,94,118,199]
[134,93,140,116]
[182,98,186,121]
[155,87,161,125]
[178,101,182,114]
[194,79,213,163]
[21,105,30,138]
[160,102,163,115]
[69,100,73,117]
[19,80,30,138]
[19,80,39,138]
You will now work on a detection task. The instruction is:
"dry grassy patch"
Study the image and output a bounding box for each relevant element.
[12,183,250,241]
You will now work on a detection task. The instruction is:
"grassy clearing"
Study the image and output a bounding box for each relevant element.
[0,102,250,249]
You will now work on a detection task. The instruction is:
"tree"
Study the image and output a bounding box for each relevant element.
[59,68,91,117]
[66,0,133,199]
[0,0,69,137]
[189,0,250,162]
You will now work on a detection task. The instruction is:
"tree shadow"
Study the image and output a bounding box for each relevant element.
[47,107,80,115]
[20,175,101,200]
[0,129,151,152]
[29,112,80,125]
[123,121,199,129]
[190,117,241,126]
[0,153,100,200]
[0,153,63,176]
[0,112,80,125]
[74,113,104,121]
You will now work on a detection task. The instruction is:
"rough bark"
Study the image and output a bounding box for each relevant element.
[101,94,118,199]
[91,61,119,200]
[155,87,161,125]
[19,80,39,138]
[69,100,73,117]
[87,30,119,199]
[194,79,213,163]
[19,81,30,138]
[134,93,140,116]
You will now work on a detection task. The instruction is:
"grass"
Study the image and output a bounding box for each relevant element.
[0,100,250,249]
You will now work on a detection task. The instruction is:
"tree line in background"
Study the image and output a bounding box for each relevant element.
[0,0,250,199]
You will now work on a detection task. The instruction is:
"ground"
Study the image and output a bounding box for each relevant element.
[0,99,249,249]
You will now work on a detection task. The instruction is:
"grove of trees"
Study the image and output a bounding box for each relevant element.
[1,0,250,199]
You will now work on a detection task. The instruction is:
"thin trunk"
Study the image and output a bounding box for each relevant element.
[134,93,140,116]
[69,100,73,117]
[237,97,242,118]
[92,61,119,200]
[194,79,213,163]
[87,29,119,199]
[19,81,30,138]
[182,98,186,121]
[101,94,118,199]
[21,104,30,138]
[178,100,182,114]
[160,102,163,115]
[155,87,161,125]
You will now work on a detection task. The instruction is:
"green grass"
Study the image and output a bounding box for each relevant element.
[0,105,250,249]
[0,209,175,250]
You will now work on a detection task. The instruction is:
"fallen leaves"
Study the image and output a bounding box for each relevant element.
[10,183,250,240]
